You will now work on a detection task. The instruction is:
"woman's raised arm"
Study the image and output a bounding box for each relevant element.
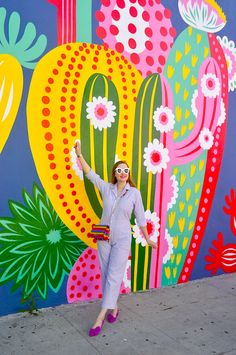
[74,141,91,174]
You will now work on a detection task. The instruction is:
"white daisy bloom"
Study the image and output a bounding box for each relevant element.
[153,105,175,133]
[199,127,214,150]
[86,96,116,131]
[70,140,83,180]
[133,210,160,247]
[167,175,179,210]
[217,35,236,92]
[201,73,220,98]
[122,258,131,289]
[143,139,170,174]
[163,229,174,264]
[217,98,226,127]
[191,89,198,118]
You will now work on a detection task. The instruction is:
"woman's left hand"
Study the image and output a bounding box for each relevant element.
[146,238,157,249]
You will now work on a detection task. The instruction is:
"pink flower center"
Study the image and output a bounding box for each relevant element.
[206,78,215,90]
[150,150,161,165]
[160,113,168,125]
[94,104,108,120]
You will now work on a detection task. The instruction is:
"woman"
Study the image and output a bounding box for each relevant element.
[74,141,156,337]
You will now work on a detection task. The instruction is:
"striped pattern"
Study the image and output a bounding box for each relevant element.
[131,74,162,292]
[80,73,119,218]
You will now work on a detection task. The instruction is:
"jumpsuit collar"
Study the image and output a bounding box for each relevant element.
[111,182,130,197]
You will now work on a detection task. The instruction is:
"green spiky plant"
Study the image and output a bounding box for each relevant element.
[0,183,87,299]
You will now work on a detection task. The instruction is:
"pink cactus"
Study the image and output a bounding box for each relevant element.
[67,247,131,303]
[96,0,176,77]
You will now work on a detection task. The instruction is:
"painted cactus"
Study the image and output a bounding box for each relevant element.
[27,0,230,300]
[158,0,228,286]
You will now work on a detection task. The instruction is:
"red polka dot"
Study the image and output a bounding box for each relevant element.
[117,0,125,8]
[90,264,95,269]
[110,25,119,35]
[42,119,50,128]
[160,41,168,51]
[169,27,176,37]
[95,274,101,279]
[112,10,120,21]
[95,10,105,22]
[96,26,106,39]
[128,38,136,49]
[48,77,54,84]
[130,6,137,17]
[157,66,162,73]
[45,132,52,140]
[45,87,51,93]
[146,56,154,66]
[46,143,53,151]
[164,8,172,18]
[138,0,146,5]
[128,23,136,34]
[98,294,102,299]
[145,41,153,50]
[48,154,54,161]
[158,55,166,65]
[142,11,150,21]
[53,69,58,75]
[87,293,92,298]
[42,108,50,116]
[88,249,92,255]
[82,271,87,277]
[155,10,163,21]
[101,0,110,6]
[77,293,82,298]
[95,285,99,290]
[42,96,50,104]
[146,70,152,76]
[115,42,124,53]
[160,26,168,36]
[130,53,140,64]
[145,27,153,37]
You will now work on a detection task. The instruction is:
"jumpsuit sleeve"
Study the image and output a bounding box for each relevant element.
[85,169,108,194]
[134,190,147,227]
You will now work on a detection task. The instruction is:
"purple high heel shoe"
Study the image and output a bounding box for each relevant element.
[89,320,104,337]
[107,309,120,323]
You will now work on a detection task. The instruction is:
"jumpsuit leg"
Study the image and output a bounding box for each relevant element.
[101,239,130,309]
[97,241,111,295]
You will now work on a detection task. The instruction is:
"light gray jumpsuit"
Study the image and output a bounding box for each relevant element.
[86,169,146,309]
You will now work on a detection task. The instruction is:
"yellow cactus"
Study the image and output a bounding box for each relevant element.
[0,54,23,153]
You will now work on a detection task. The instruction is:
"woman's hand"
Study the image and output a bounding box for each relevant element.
[74,141,81,157]
[146,238,157,249]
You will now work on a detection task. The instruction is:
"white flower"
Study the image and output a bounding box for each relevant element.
[70,140,83,180]
[178,0,226,33]
[86,96,116,131]
[191,89,198,117]
[201,73,220,98]
[217,98,226,126]
[163,229,174,264]
[143,139,170,174]
[122,258,131,289]
[133,210,160,247]
[217,35,236,92]
[153,106,175,133]
[167,175,179,210]
[199,127,214,150]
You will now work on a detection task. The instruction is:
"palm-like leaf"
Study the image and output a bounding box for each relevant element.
[0,7,47,69]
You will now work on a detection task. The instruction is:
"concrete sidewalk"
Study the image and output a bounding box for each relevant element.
[0,273,236,355]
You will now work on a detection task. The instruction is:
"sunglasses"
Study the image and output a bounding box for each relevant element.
[115,167,130,174]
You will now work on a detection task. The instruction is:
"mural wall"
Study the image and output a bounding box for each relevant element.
[0,0,236,316]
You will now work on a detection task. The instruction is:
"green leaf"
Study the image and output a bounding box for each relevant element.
[9,11,20,46]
